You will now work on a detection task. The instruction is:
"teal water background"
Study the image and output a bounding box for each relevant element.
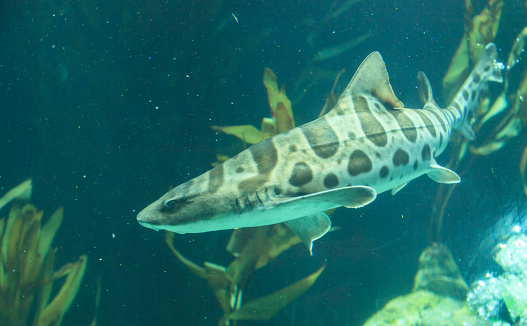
[1,0,527,325]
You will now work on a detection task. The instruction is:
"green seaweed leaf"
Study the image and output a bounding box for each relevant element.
[226,265,325,321]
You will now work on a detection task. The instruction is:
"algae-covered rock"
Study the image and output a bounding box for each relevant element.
[364,290,493,326]
[469,232,527,324]
[364,244,493,326]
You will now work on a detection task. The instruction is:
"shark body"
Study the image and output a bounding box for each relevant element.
[138,44,503,251]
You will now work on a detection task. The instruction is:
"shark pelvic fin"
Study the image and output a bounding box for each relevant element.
[285,212,331,255]
[337,52,404,108]
[426,162,461,184]
[391,182,408,195]
[458,122,476,141]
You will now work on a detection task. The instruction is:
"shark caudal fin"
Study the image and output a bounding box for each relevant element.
[446,43,504,140]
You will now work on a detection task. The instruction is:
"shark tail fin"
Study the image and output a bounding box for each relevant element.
[446,43,504,140]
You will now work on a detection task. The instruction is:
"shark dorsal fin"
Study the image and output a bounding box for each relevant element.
[336,52,404,109]
[417,71,440,109]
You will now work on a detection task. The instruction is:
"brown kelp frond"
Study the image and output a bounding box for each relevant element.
[211,68,293,151]
[165,225,321,325]
[0,180,89,326]
[432,0,527,242]
[36,255,87,326]
[443,0,503,102]
[224,265,325,322]
[169,65,345,325]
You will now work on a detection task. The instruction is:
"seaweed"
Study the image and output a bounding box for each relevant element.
[0,180,90,326]
[432,0,527,242]
[165,68,342,325]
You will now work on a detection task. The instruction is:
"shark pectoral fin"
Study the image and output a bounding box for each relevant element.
[426,163,461,184]
[288,185,377,209]
[325,185,377,208]
[285,212,331,255]
[391,182,408,195]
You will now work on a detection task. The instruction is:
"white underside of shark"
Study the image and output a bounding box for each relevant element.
[138,44,503,253]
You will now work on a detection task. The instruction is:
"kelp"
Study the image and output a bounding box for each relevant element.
[166,228,324,325]
[443,0,503,102]
[168,68,343,325]
[0,180,89,326]
[432,0,527,242]
[211,67,343,162]
[211,68,294,147]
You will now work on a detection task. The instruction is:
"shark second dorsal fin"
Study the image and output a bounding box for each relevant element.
[337,52,404,108]
[417,71,433,104]
[417,71,440,109]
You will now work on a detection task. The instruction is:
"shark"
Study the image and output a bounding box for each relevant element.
[138,44,503,252]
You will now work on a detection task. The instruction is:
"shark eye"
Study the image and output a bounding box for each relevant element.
[162,197,191,212]
[164,199,177,210]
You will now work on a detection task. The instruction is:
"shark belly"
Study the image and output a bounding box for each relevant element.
[137,44,503,250]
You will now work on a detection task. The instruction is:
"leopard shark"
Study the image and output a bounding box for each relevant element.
[138,44,503,252]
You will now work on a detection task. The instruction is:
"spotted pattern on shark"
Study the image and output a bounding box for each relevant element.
[138,44,504,247]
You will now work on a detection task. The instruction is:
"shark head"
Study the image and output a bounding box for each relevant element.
[136,178,234,234]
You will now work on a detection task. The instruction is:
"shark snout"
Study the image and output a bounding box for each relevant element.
[136,209,161,231]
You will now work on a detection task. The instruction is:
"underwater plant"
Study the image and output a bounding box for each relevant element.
[166,227,324,325]
[164,68,339,325]
[431,0,527,241]
[0,180,89,326]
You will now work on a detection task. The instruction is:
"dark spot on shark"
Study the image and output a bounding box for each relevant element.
[236,167,244,173]
[300,116,339,158]
[348,131,356,140]
[274,186,283,196]
[380,166,389,178]
[323,173,339,188]
[289,162,313,187]
[348,150,372,176]
[393,149,409,166]
[473,73,481,83]
[375,152,381,158]
[353,95,388,147]
[493,70,501,80]
[289,144,297,152]
[463,90,469,100]
[415,111,436,137]
[388,109,417,143]
[238,139,279,193]
[422,144,431,161]
[334,106,346,115]
[249,138,278,174]
[471,90,476,101]
[208,164,224,193]
[413,160,419,170]
[439,133,443,149]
